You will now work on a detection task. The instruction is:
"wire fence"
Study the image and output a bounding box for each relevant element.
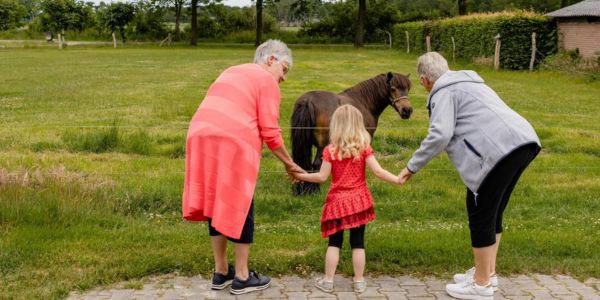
[0,125,598,133]
[1,166,599,178]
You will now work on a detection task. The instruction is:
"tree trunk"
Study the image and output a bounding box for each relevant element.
[255,0,263,47]
[458,0,467,15]
[174,3,181,40]
[112,32,117,48]
[190,0,198,46]
[354,0,366,47]
[119,27,126,44]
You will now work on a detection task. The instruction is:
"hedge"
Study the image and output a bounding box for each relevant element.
[392,12,558,70]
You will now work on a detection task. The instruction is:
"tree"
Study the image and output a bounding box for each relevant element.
[190,0,197,45]
[132,0,167,40]
[17,0,36,21]
[159,0,187,40]
[189,0,221,46]
[354,0,365,47]
[101,2,135,44]
[302,0,397,44]
[457,0,466,15]
[38,0,93,48]
[289,0,321,24]
[265,0,287,24]
[0,0,26,30]
[39,0,90,32]
[561,0,570,8]
[255,0,262,46]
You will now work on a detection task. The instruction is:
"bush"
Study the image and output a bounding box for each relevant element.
[392,11,558,70]
[540,51,600,75]
[393,21,427,53]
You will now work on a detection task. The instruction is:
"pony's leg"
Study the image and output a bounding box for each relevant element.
[312,147,323,171]
[296,146,322,195]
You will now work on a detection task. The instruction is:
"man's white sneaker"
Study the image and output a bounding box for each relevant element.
[453,267,499,291]
[446,279,494,300]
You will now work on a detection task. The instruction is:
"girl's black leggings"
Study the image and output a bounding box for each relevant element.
[328,225,366,249]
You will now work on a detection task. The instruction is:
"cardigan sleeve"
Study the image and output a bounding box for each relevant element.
[257,79,284,150]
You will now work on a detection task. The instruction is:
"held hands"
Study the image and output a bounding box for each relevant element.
[397,167,414,185]
[285,163,306,183]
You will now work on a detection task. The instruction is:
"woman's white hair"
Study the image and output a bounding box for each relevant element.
[253,39,293,68]
[417,52,449,82]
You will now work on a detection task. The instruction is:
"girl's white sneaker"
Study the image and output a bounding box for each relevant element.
[314,278,334,293]
[353,279,366,293]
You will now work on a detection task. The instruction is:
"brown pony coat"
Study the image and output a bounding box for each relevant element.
[291,72,412,195]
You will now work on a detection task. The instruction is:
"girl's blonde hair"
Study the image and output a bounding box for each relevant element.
[329,105,371,161]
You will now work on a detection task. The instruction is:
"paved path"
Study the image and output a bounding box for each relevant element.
[69,274,600,299]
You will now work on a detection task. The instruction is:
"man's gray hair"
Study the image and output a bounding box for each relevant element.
[253,39,293,68]
[417,52,449,82]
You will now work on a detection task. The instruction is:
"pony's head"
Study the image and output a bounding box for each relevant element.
[386,72,413,119]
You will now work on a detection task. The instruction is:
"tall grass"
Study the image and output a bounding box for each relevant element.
[62,123,120,153]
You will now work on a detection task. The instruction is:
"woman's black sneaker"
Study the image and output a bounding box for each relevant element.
[230,270,271,295]
[211,265,235,290]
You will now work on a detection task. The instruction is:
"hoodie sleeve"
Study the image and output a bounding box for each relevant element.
[407,89,457,173]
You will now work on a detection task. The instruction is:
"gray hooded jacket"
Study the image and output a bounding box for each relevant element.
[406,70,540,193]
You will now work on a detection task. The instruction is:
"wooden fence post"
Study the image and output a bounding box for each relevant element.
[405,31,409,54]
[384,30,392,49]
[426,35,431,52]
[160,33,172,47]
[494,34,501,70]
[529,32,537,71]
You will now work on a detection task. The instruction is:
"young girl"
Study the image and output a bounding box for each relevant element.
[292,104,401,293]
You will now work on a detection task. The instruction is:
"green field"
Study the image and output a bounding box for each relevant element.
[1,44,599,298]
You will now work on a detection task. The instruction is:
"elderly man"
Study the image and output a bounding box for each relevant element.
[398,52,541,299]
[182,39,304,295]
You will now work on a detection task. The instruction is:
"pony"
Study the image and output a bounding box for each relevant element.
[291,72,412,195]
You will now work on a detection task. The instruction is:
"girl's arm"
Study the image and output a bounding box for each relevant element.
[366,155,400,184]
[293,161,332,183]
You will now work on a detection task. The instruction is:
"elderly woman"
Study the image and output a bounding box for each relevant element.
[398,52,541,299]
[182,39,304,295]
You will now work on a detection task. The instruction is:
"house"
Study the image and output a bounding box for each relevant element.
[547,0,600,58]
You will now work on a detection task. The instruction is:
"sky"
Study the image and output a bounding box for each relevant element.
[223,0,253,7]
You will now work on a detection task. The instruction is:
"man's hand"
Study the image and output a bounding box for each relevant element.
[398,167,414,185]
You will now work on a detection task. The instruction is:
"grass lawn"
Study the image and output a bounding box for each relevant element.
[0,44,599,298]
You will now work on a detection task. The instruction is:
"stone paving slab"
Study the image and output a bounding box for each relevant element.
[68,274,600,300]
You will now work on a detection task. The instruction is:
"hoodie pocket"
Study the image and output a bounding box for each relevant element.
[464,139,483,168]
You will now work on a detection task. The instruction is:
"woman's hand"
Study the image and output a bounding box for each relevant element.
[286,163,306,175]
[285,163,306,183]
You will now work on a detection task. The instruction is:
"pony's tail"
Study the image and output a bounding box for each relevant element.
[291,97,320,195]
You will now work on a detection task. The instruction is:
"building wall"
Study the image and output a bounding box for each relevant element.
[558,22,600,58]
